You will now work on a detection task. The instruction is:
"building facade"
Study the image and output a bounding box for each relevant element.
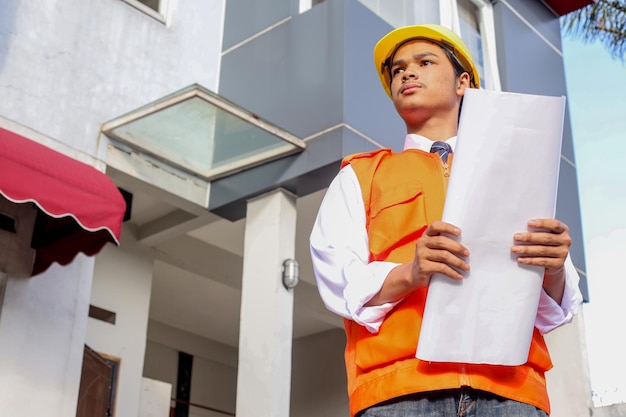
[0,0,591,416]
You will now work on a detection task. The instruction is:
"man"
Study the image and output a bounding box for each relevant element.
[310,24,582,417]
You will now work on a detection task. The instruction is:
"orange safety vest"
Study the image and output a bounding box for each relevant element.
[341,148,553,417]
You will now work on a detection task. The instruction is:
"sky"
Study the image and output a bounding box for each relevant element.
[560,31,626,407]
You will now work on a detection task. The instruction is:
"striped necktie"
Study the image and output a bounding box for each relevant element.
[430,141,452,163]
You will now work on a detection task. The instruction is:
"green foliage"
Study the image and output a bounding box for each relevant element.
[562,0,626,60]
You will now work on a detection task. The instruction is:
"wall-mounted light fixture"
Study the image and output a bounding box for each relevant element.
[282,259,299,290]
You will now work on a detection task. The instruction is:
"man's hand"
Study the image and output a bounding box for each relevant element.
[365,221,469,307]
[411,221,470,287]
[511,219,571,304]
[511,219,570,271]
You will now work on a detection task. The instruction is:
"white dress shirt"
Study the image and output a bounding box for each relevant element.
[310,133,583,334]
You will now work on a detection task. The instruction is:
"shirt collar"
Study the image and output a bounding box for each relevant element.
[403,134,457,152]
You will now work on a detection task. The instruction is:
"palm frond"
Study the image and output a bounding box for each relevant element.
[562,0,626,60]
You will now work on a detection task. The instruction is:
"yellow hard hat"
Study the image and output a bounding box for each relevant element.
[374,24,480,98]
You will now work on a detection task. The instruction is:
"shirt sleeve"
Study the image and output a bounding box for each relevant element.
[310,165,400,333]
[535,254,584,334]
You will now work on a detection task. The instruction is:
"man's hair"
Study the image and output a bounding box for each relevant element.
[441,45,470,80]
[386,38,471,86]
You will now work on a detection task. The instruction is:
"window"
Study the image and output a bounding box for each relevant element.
[123,0,170,23]
[299,0,326,14]
[441,0,501,90]
[89,304,117,325]
[458,0,483,77]
[357,0,440,27]
[137,0,159,12]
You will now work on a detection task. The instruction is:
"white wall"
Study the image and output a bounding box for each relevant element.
[143,322,350,417]
[143,338,180,395]
[593,403,626,417]
[144,320,238,416]
[546,307,593,417]
[191,356,238,417]
[0,1,226,416]
[140,377,173,417]
[0,0,225,159]
[0,256,95,417]
[291,329,348,417]
[87,226,155,417]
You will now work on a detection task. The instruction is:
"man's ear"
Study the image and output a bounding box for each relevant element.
[457,72,471,96]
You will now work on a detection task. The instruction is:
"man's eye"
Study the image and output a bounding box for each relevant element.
[421,60,433,66]
[392,67,405,75]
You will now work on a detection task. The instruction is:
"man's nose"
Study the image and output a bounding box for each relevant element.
[402,69,417,81]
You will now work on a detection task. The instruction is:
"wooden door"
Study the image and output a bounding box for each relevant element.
[76,345,113,417]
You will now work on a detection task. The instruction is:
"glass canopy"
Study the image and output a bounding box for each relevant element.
[102,84,305,180]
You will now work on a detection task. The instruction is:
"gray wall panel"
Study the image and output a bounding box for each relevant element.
[220,0,345,139]
[344,0,406,151]
[556,162,589,300]
[497,0,563,50]
[561,107,576,164]
[342,124,381,156]
[494,5,566,96]
[222,0,291,51]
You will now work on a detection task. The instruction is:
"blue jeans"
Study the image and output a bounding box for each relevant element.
[357,388,549,417]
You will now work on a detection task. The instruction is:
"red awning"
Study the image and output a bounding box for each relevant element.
[541,0,593,16]
[0,127,126,275]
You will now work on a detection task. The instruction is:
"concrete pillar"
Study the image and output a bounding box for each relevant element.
[88,226,155,417]
[545,308,593,417]
[0,256,95,417]
[236,188,297,417]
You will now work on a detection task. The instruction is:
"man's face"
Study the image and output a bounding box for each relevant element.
[389,40,467,120]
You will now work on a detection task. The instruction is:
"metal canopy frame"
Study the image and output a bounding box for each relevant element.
[102,84,306,181]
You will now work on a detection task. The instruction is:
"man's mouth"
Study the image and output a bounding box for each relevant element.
[400,83,423,94]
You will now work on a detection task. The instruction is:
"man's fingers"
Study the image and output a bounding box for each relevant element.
[431,263,466,280]
[417,256,467,280]
[511,243,568,259]
[427,249,470,271]
[516,255,564,270]
[422,235,469,256]
[422,222,468,257]
[514,218,572,250]
[514,231,571,247]
[528,219,569,234]
[417,235,469,262]
[512,239,568,271]
[425,221,462,237]
[414,226,470,283]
